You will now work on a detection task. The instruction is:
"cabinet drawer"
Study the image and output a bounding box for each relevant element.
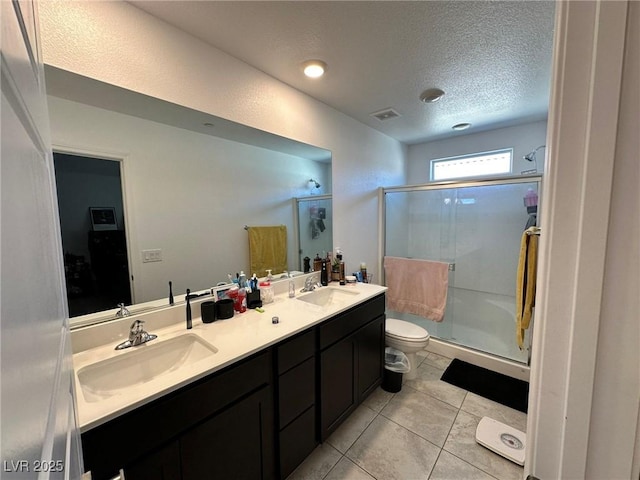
[279,356,315,428]
[278,329,315,374]
[319,294,385,350]
[279,406,317,479]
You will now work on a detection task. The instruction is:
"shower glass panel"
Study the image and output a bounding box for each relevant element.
[295,195,332,271]
[384,177,541,364]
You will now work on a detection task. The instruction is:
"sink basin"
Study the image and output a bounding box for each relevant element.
[296,287,360,307]
[77,334,218,402]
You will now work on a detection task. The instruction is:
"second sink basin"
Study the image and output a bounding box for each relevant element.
[296,287,360,307]
[77,334,218,402]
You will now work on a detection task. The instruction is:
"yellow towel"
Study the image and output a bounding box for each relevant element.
[516,228,539,349]
[248,225,287,277]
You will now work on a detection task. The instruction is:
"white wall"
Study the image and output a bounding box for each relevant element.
[39,1,407,285]
[584,1,638,476]
[49,95,332,304]
[527,1,639,478]
[406,120,547,182]
[1,1,82,476]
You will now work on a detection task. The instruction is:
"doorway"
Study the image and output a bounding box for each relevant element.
[53,152,131,317]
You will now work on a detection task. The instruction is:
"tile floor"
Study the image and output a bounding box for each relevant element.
[286,349,526,480]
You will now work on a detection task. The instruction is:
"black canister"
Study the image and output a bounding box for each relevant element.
[247,290,262,309]
[201,301,216,324]
[215,298,234,320]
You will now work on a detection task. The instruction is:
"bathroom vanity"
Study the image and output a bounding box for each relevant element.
[73,280,386,479]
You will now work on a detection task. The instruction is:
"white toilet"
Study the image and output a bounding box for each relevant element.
[385,318,430,380]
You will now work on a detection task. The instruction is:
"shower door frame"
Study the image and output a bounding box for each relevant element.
[293,194,333,272]
[378,174,543,377]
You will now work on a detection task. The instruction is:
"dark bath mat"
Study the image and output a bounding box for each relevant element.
[441,358,529,413]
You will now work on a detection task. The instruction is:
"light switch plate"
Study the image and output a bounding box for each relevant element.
[142,249,162,263]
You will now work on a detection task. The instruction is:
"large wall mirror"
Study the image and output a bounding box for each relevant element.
[45,67,332,326]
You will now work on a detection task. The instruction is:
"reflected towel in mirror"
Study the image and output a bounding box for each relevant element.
[248,225,287,278]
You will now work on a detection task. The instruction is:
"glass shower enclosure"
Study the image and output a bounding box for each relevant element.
[383,176,541,364]
[294,195,333,272]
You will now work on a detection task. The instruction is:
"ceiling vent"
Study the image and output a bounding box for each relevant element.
[370,108,401,121]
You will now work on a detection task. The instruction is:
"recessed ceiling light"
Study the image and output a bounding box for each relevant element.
[452,123,471,131]
[302,60,327,78]
[420,88,445,103]
[203,122,214,127]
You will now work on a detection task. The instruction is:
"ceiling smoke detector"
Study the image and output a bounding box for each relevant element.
[419,88,445,103]
[370,108,401,121]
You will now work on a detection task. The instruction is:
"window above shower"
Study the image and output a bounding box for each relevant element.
[430,148,513,181]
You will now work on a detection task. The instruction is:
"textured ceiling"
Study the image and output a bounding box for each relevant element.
[129,1,556,145]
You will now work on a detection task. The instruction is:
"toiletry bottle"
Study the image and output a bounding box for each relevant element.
[313,253,322,272]
[288,273,296,298]
[320,259,328,286]
[524,188,538,214]
[337,252,345,285]
[238,271,247,288]
[360,262,368,283]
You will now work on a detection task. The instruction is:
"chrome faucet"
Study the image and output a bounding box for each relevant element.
[115,303,131,317]
[301,274,319,293]
[115,319,158,350]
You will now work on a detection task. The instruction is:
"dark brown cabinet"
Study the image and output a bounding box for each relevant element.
[320,332,357,437]
[275,330,317,479]
[82,350,274,480]
[319,295,385,441]
[124,441,180,480]
[81,294,385,480]
[357,315,385,399]
[181,386,273,480]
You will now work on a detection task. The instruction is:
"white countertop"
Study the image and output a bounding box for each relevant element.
[72,282,386,432]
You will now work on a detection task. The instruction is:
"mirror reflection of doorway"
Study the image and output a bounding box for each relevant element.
[53,152,131,317]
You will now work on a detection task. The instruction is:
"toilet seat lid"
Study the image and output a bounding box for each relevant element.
[386,318,430,341]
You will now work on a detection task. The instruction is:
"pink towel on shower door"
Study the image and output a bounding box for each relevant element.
[384,256,449,322]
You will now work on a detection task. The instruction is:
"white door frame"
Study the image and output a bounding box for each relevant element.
[52,144,137,305]
[526,1,637,478]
